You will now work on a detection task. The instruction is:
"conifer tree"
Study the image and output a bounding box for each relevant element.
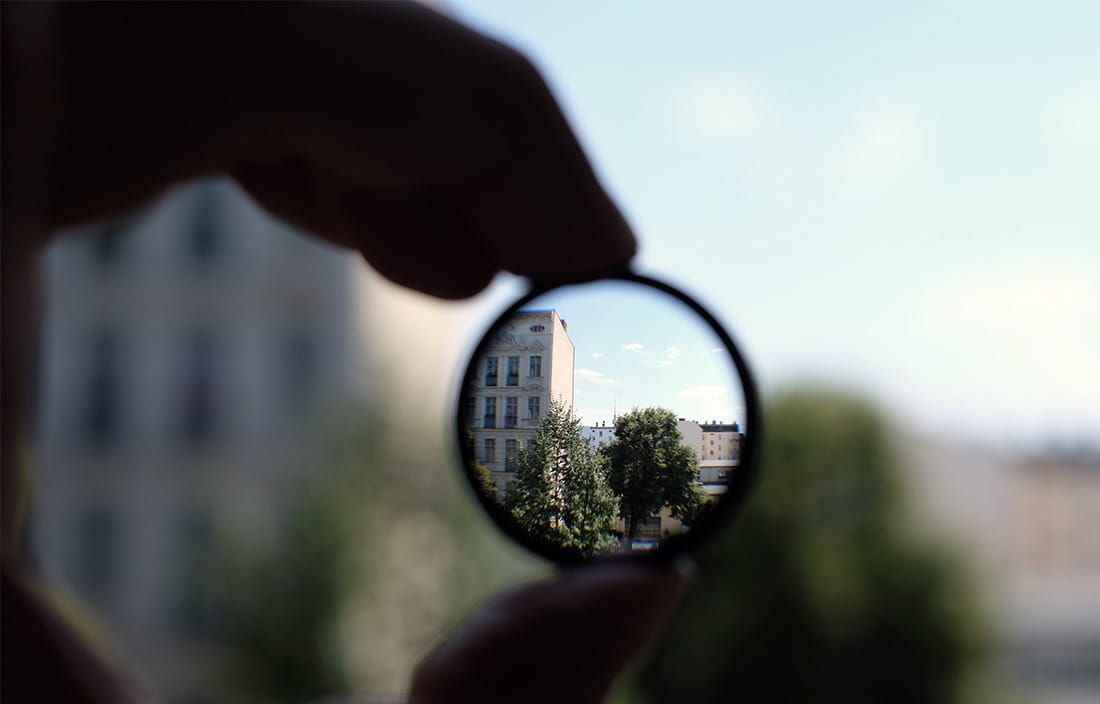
[503,398,618,556]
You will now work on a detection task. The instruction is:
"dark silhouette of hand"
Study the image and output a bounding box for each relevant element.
[1,4,675,703]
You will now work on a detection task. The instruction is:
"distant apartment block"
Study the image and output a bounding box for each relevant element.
[580,421,616,450]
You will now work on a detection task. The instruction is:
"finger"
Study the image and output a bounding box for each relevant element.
[409,561,691,704]
[223,3,636,294]
[446,57,638,280]
[38,2,636,296]
[231,159,498,299]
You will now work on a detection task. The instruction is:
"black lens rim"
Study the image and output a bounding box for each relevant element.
[454,269,761,565]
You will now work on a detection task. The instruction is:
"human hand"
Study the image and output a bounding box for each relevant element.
[408,561,690,704]
[3,3,648,702]
[19,1,636,298]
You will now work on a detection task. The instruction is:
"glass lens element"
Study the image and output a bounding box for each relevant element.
[456,276,758,564]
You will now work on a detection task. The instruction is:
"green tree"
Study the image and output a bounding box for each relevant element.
[465,426,498,499]
[209,471,354,704]
[603,407,704,540]
[504,399,619,556]
[630,389,992,704]
[202,407,545,703]
[473,458,498,499]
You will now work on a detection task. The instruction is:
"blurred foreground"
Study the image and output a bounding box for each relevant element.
[30,182,1100,703]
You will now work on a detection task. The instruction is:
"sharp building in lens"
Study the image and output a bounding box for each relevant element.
[464,310,575,491]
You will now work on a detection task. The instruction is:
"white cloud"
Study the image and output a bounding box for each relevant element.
[829,97,930,202]
[676,385,736,423]
[658,346,681,366]
[622,343,645,351]
[670,74,773,146]
[902,257,1100,437]
[575,368,619,386]
[1043,83,1100,147]
[591,352,606,358]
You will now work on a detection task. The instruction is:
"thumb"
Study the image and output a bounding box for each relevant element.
[409,560,691,704]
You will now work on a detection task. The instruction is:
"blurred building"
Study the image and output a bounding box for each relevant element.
[903,437,1100,704]
[30,179,375,699]
[463,309,574,491]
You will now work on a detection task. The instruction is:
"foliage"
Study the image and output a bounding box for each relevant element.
[208,472,354,704]
[473,458,498,499]
[676,484,716,528]
[602,407,704,538]
[631,389,992,704]
[466,427,498,499]
[504,398,619,557]
[202,406,544,703]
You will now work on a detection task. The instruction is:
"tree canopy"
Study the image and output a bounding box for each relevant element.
[503,398,619,557]
[632,390,992,704]
[603,407,705,540]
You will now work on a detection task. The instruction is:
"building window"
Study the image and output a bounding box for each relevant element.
[463,396,476,423]
[84,327,122,452]
[180,330,219,447]
[483,397,497,428]
[506,356,519,386]
[717,469,731,480]
[529,324,545,332]
[485,357,498,386]
[505,439,518,472]
[529,355,542,377]
[528,396,541,419]
[504,397,518,428]
[482,438,496,465]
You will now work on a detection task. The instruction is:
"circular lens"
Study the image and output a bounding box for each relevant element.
[456,273,759,564]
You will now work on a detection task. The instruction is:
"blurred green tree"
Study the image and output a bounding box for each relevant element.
[505,398,619,556]
[207,466,354,704]
[630,390,991,704]
[603,408,705,540]
[201,406,543,703]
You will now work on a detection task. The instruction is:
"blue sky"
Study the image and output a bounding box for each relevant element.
[450,1,1100,443]
[520,281,747,428]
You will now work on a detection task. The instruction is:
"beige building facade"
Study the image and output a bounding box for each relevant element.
[464,309,575,490]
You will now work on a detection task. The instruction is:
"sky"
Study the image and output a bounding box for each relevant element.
[516,281,747,428]
[449,0,1100,445]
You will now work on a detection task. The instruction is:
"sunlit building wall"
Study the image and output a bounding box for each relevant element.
[580,422,616,450]
[465,309,574,490]
[676,419,703,456]
[698,422,743,461]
